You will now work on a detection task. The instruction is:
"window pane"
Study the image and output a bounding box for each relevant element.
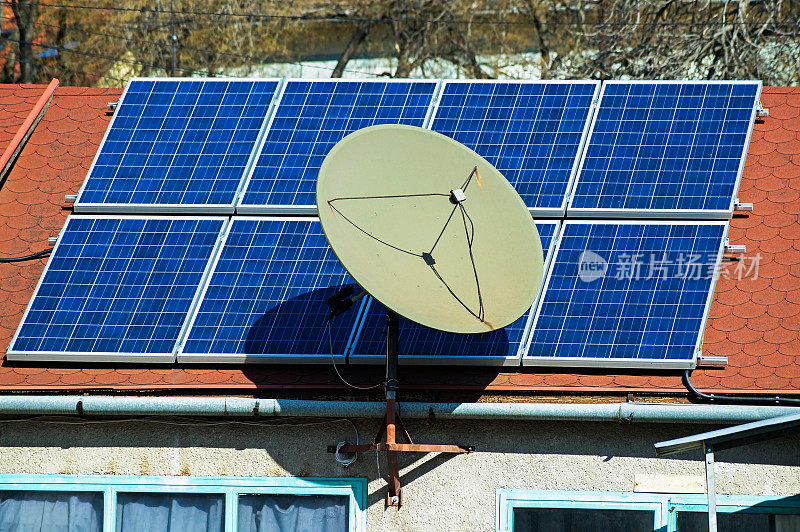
[677,511,800,532]
[116,492,223,532]
[513,507,654,532]
[237,494,348,532]
[0,490,103,532]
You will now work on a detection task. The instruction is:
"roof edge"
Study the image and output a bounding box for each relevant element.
[0,78,59,184]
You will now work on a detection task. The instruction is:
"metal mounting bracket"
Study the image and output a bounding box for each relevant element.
[327,309,474,509]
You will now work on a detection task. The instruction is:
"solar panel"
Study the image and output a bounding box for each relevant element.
[179,217,362,362]
[349,221,560,365]
[237,79,439,213]
[74,78,280,213]
[523,221,727,369]
[7,216,226,362]
[569,81,760,218]
[430,81,599,216]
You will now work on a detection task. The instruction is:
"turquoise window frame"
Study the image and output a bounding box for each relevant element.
[0,474,367,532]
[667,493,800,530]
[496,490,669,532]
[497,490,800,532]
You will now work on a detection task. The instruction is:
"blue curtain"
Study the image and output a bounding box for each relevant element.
[115,493,223,532]
[237,494,347,532]
[0,490,102,532]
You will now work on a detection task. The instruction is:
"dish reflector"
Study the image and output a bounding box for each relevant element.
[317,125,543,334]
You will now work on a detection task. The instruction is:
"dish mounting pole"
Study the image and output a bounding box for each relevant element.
[329,308,474,509]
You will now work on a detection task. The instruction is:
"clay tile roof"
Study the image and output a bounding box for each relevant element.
[0,84,798,396]
[0,84,47,156]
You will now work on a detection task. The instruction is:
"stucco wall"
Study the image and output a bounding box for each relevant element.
[0,416,797,531]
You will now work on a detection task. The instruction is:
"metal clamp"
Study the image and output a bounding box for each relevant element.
[724,244,746,254]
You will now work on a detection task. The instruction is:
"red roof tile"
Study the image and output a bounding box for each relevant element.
[0,85,46,156]
[0,85,798,396]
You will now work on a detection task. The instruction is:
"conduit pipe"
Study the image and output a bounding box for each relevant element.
[0,396,798,424]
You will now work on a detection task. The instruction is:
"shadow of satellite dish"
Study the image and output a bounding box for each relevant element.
[352,301,512,360]
[241,283,512,360]
[243,284,360,356]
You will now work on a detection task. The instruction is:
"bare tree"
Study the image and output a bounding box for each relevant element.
[4,0,797,87]
[560,0,800,84]
[9,0,37,83]
[326,0,520,79]
[332,20,375,78]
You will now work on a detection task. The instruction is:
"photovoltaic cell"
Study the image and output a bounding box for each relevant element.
[570,81,760,216]
[8,216,225,360]
[349,222,559,364]
[524,222,726,368]
[430,81,598,215]
[180,218,360,361]
[76,79,279,210]
[239,80,438,210]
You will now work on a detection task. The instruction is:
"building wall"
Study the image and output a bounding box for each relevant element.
[0,416,798,531]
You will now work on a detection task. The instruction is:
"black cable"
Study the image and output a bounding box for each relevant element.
[0,16,384,78]
[326,313,386,391]
[327,195,440,259]
[3,36,206,76]
[428,202,459,256]
[29,2,800,28]
[458,202,484,322]
[38,59,130,83]
[683,369,800,406]
[428,262,484,322]
[0,248,53,263]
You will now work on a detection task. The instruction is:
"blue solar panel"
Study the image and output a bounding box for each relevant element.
[7,216,225,361]
[180,217,361,362]
[238,79,438,211]
[430,81,598,215]
[570,81,760,217]
[524,222,726,368]
[349,222,560,365]
[75,78,279,211]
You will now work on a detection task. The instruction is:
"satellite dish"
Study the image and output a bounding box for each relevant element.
[319,124,543,506]
[317,124,543,334]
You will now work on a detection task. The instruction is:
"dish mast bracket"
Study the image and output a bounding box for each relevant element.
[328,308,475,509]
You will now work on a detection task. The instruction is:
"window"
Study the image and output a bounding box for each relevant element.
[670,494,800,532]
[0,490,103,531]
[497,490,800,532]
[497,491,666,532]
[513,507,655,531]
[0,475,365,532]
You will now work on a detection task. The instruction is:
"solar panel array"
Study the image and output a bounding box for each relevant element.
[8,216,225,361]
[430,81,598,216]
[570,81,760,218]
[9,77,760,369]
[75,79,280,212]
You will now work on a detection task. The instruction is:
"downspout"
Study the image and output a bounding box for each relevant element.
[0,396,798,424]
